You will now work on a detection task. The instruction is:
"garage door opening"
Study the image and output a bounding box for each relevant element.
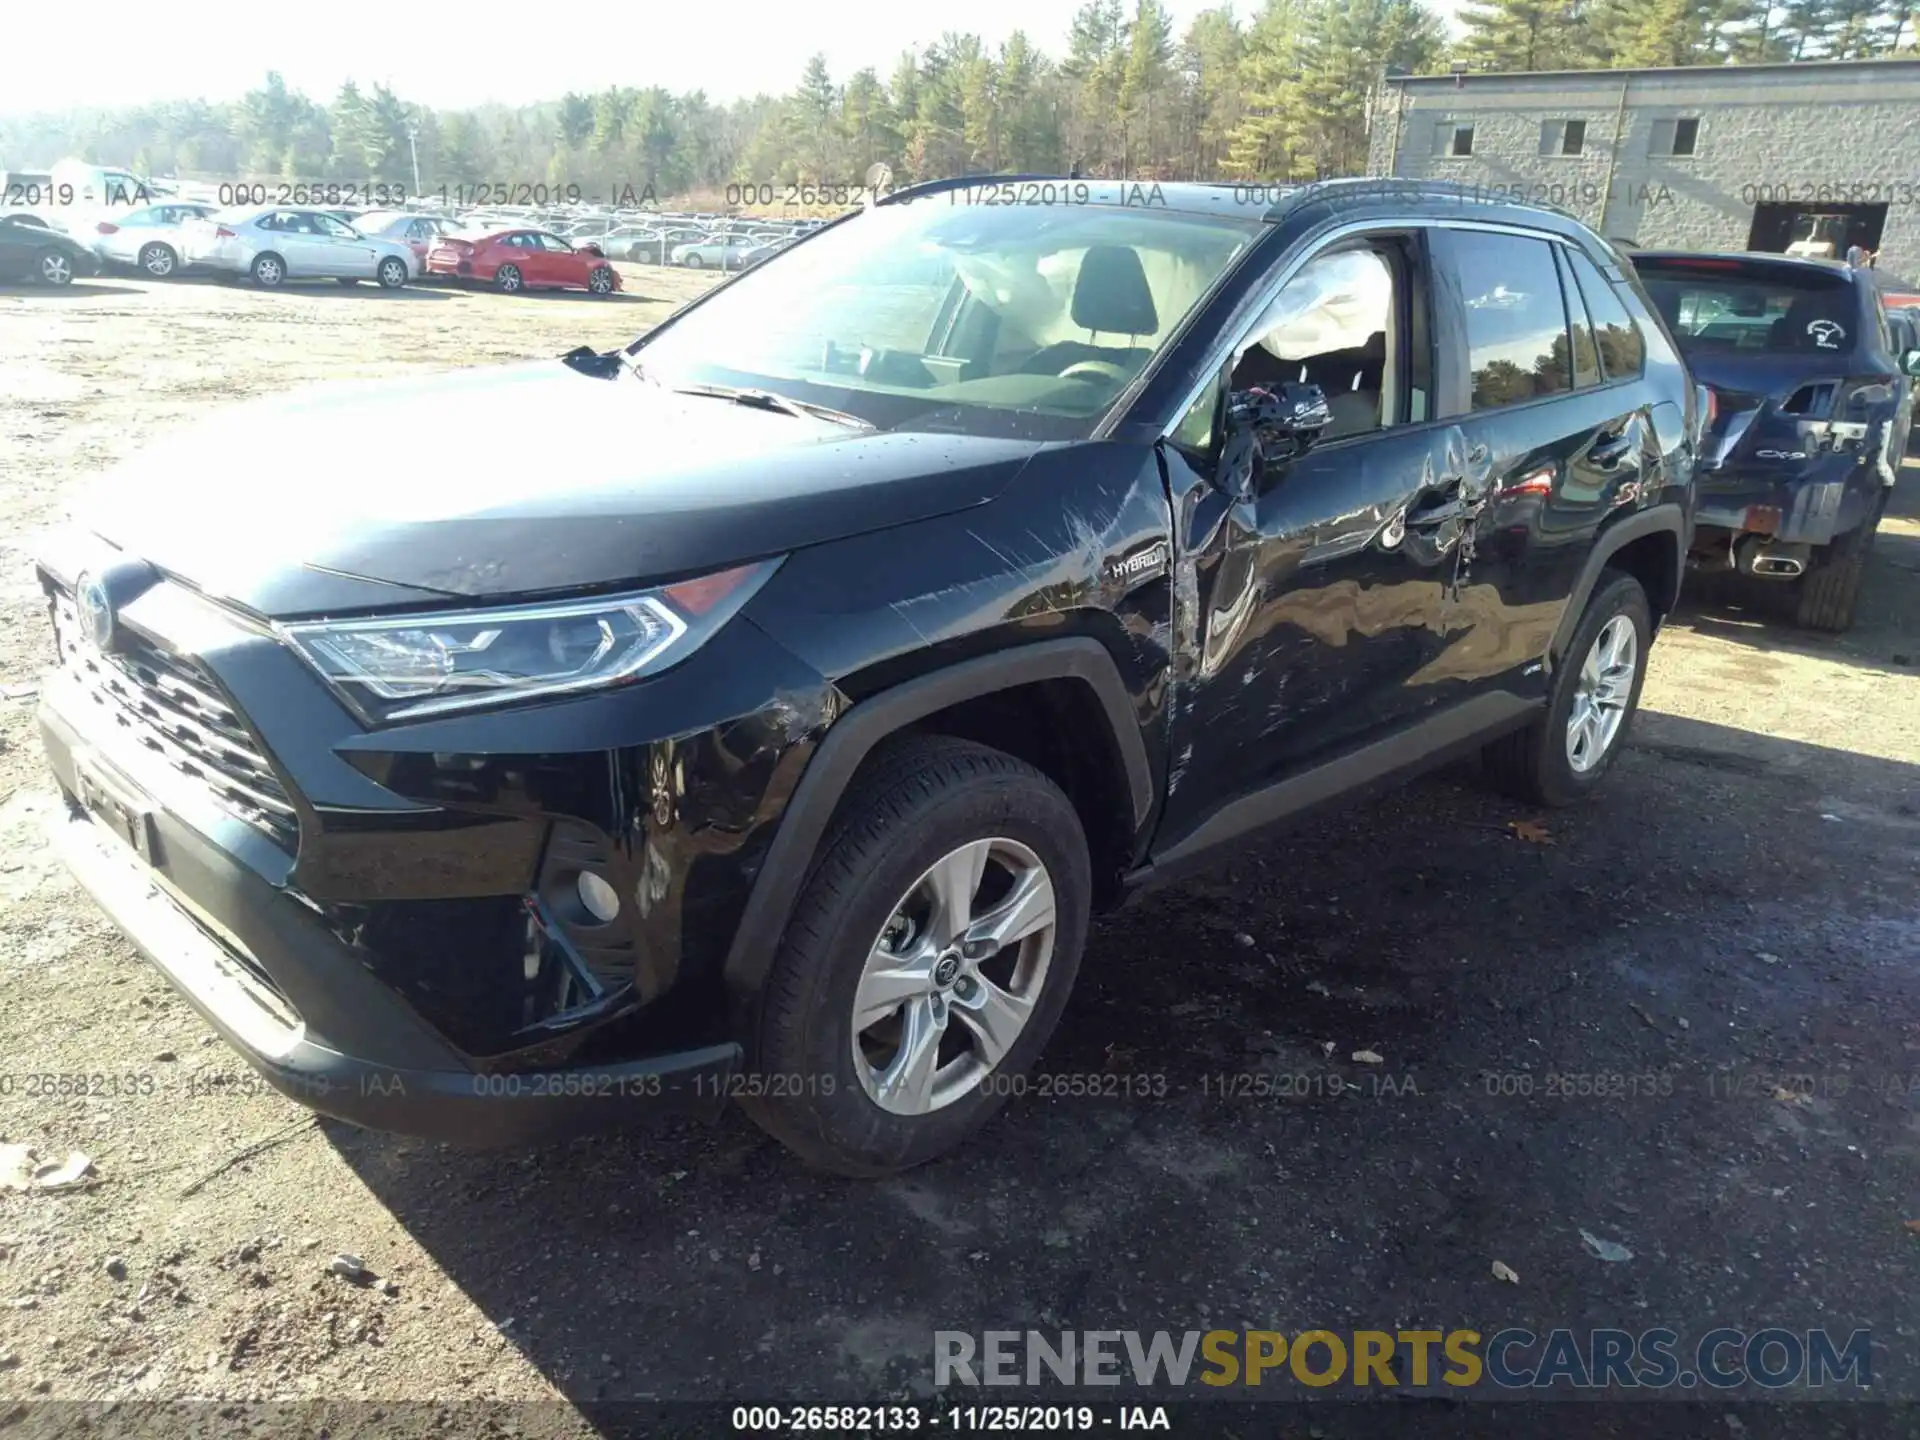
[1747,202,1887,261]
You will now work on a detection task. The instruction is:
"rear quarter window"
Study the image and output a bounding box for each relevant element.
[1565,250,1646,378]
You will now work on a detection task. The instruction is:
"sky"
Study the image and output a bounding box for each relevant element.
[1,0,1460,118]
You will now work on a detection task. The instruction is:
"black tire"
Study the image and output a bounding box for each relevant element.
[1793,492,1885,633]
[740,736,1092,1177]
[250,252,286,288]
[138,242,177,278]
[377,256,408,289]
[1482,570,1652,808]
[495,263,522,293]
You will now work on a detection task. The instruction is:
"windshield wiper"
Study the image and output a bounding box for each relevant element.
[667,382,873,430]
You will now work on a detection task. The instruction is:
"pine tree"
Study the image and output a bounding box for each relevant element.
[1180,8,1245,181]
[1776,0,1839,54]
[328,83,368,181]
[1227,0,1308,179]
[1120,0,1175,176]
[1062,0,1128,173]
[556,94,595,150]
[841,68,897,173]
[790,54,840,180]
[996,32,1049,170]
[1293,0,1442,178]
[1457,0,1589,70]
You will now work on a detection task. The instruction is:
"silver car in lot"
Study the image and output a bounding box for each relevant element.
[350,210,467,268]
[184,205,417,288]
[86,201,219,277]
[669,234,763,270]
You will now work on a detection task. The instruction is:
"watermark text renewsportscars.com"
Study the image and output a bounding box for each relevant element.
[935,1328,1871,1391]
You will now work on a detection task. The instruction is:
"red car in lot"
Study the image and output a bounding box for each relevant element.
[424,227,621,295]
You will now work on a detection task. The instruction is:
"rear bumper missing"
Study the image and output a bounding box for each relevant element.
[1694,470,1880,548]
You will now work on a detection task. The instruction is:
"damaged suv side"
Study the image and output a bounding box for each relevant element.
[36,179,1697,1175]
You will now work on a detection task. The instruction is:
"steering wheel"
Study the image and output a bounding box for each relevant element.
[1057,359,1133,386]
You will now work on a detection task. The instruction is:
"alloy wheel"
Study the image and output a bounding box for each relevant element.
[850,837,1056,1116]
[142,245,174,277]
[41,252,72,285]
[1566,614,1637,773]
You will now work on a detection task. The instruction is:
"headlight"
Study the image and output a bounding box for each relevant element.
[281,559,779,722]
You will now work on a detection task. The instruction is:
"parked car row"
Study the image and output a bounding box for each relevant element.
[1,202,638,294]
[2,187,830,286]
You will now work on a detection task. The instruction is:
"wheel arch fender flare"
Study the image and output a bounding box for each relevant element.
[1549,503,1687,668]
[721,636,1152,999]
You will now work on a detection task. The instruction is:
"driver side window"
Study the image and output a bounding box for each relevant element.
[1230,245,1400,443]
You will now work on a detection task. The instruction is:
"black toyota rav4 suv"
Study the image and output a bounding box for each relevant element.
[35,178,1699,1175]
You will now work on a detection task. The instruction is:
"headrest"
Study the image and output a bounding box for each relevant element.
[1072,246,1158,336]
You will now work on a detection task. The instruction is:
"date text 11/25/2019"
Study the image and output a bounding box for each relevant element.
[729,1404,1172,1431]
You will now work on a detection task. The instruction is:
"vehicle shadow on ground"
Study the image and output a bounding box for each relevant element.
[323,715,1920,1409]
[128,271,456,300]
[296,286,454,301]
[1670,518,1919,671]
[0,281,127,298]
[505,290,651,304]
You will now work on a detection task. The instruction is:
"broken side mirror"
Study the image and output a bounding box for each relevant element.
[1217,382,1332,500]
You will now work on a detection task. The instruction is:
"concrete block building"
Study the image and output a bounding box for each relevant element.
[1366,58,1920,278]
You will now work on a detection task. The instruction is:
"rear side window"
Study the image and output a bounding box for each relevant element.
[1566,251,1647,377]
[1455,232,1572,410]
[1633,262,1852,359]
[1555,248,1602,388]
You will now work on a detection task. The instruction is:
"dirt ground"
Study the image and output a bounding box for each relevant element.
[0,267,1916,1429]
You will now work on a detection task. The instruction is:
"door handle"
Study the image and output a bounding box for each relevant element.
[1589,432,1636,469]
[1406,482,1466,529]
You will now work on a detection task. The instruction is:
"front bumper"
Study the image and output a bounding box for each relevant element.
[39,695,736,1145]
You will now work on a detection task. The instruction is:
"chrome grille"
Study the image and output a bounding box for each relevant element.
[51,590,299,852]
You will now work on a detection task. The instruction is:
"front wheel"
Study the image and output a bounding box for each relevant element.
[1482,570,1651,807]
[587,265,614,294]
[740,736,1091,1176]
[377,256,408,289]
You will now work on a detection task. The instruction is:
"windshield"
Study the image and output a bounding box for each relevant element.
[631,199,1264,439]
[1636,265,1857,356]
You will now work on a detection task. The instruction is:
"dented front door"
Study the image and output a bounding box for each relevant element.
[1152,418,1474,850]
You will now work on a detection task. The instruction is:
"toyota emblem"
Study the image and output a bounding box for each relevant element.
[76,572,116,652]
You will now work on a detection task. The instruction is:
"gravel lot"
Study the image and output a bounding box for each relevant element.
[0,267,1916,1429]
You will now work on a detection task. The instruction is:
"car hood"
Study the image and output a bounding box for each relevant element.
[77,359,1042,619]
